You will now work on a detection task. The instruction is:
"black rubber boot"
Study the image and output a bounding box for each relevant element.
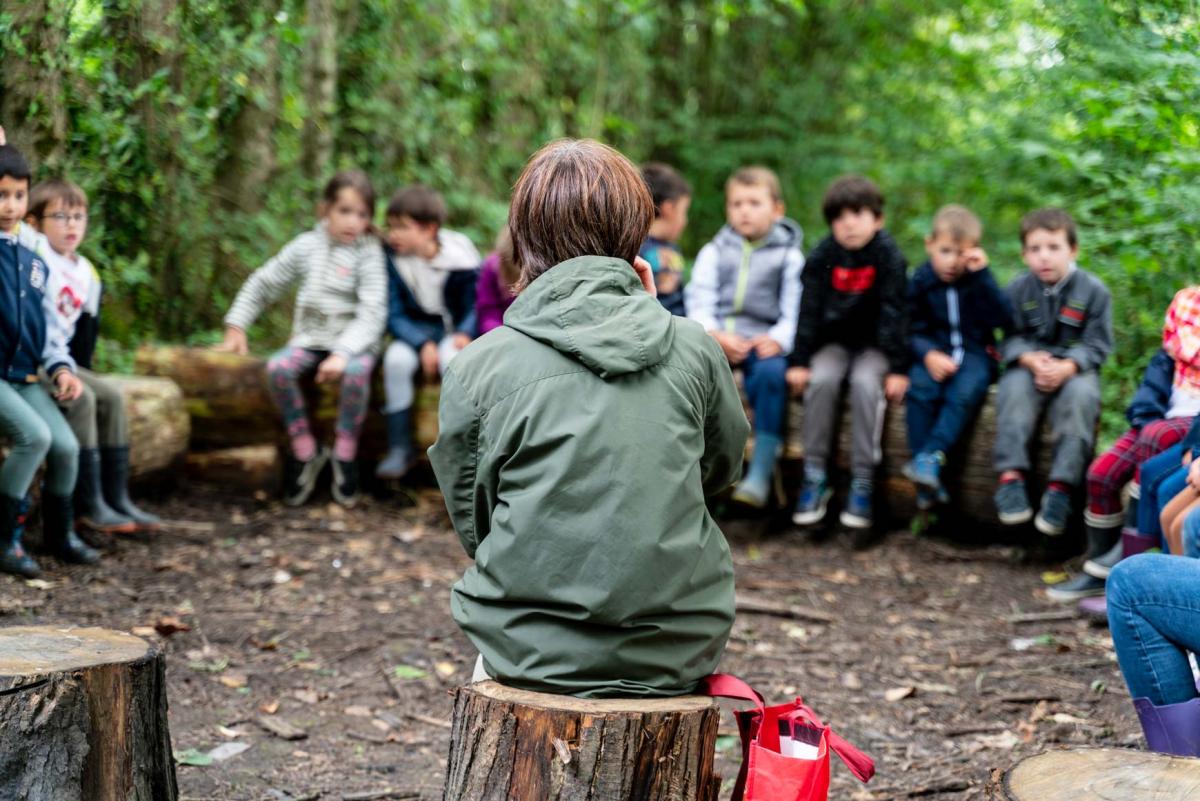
[0,494,42,578]
[101,446,162,529]
[77,448,136,532]
[42,493,100,564]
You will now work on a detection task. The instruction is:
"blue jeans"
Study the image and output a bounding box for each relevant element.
[905,353,993,456]
[741,352,787,438]
[1108,554,1200,704]
[1139,444,1187,541]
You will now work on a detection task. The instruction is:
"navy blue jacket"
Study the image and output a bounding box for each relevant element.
[385,247,479,350]
[0,237,72,383]
[908,262,1012,366]
[1126,350,1175,429]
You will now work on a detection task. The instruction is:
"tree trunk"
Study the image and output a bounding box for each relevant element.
[301,0,337,183]
[443,680,721,801]
[0,0,70,168]
[0,626,178,800]
[186,444,280,493]
[991,747,1200,800]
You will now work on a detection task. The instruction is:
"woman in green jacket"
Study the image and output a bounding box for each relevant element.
[429,139,750,698]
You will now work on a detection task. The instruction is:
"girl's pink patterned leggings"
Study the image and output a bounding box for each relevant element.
[265,346,375,462]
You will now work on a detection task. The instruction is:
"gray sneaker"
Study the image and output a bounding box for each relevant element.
[1034,488,1072,536]
[995,480,1033,525]
[1046,572,1105,602]
[1083,539,1124,579]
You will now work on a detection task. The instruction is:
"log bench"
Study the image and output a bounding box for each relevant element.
[992,747,1200,800]
[444,680,721,801]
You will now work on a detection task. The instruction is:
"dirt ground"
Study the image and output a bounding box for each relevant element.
[0,481,1141,800]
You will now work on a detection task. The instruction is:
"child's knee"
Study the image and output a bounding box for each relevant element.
[757,358,787,391]
[266,352,299,381]
[47,426,79,463]
[20,417,53,458]
[383,342,419,377]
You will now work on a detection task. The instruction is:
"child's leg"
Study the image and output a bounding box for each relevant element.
[333,354,376,462]
[904,362,945,455]
[1130,418,1194,479]
[1086,428,1141,522]
[438,336,465,373]
[79,369,129,449]
[846,347,888,482]
[801,344,852,476]
[0,382,55,499]
[266,346,323,461]
[1139,445,1187,535]
[381,341,420,414]
[1153,466,1191,546]
[1160,485,1199,555]
[743,353,787,439]
[55,372,135,531]
[14,384,79,496]
[992,366,1047,476]
[919,353,992,456]
[1045,371,1102,487]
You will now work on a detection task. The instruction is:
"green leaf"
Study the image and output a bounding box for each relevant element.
[174,748,214,767]
[392,664,428,680]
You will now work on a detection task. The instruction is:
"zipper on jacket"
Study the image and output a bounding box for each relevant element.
[726,238,764,333]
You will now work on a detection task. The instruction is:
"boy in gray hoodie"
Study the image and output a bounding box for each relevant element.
[686,167,804,507]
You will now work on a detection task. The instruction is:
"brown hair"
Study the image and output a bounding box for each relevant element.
[1020,207,1077,247]
[322,169,376,220]
[930,204,982,244]
[386,184,447,227]
[822,175,884,224]
[642,162,692,215]
[29,179,88,220]
[725,166,782,203]
[508,138,653,291]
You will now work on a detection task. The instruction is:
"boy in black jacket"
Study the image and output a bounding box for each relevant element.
[903,205,1012,510]
[788,176,909,530]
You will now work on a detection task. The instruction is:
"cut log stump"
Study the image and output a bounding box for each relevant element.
[0,625,178,800]
[443,680,721,801]
[993,747,1200,800]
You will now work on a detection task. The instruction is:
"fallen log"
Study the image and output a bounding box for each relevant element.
[185,444,281,493]
[0,625,178,799]
[991,747,1200,800]
[443,680,721,801]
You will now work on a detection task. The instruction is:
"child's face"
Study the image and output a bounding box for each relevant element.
[726,183,782,241]
[1022,227,1077,285]
[830,207,883,251]
[0,175,29,234]
[386,214,438,256]
[657,195,691,242]
[325,187,371,244]
[36,197,88,258]
[926,232,974,283]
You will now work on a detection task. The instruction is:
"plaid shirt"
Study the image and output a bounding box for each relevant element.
[1163,286,1200,393]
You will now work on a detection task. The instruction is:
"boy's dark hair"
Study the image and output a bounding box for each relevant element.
[0,145,32,185]
[931,204,982,244]
[1020,207,1077,247]
[642,162,691,216]
[508,138,653,291]
[725,166,782,203]
[387,185,447,227]
[822,175,884,224]
[323,169,376,219]
[29,179,88,220]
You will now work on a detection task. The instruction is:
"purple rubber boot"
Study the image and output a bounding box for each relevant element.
[1078,595,1107,622]
[1133,697,1200,756]
[1122,527,1158,558]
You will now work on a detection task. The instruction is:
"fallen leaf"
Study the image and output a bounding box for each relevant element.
[207,741,251,762]
[1050,713,1091,725]
[24,578,54,590]
[885,686,916,702]
[344,705,373,717]
[131,626,158,638]
[392,664,427,680]
[154,615,192,637]
[841,672,863,690]
[977,730,1020,750]
[174,748,213,767]
[371,718,392,732]
[218,674,248,689]
[271,569,293,585]
[216,725,242,739]
[435,661,457,678]
[1041,571,1069,585]
[293,689,320,705]
[259,699,280,715]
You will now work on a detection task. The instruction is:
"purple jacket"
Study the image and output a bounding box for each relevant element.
[476,252,515,335]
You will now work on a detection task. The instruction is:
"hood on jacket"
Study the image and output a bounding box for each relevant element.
[711,216,803,251]
[503,256,675,379]
[432,229,482,271]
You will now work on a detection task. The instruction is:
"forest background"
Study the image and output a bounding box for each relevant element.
[1,0,1197,438]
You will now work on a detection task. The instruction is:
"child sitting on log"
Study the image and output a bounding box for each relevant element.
[686,166,804,508]
[429,138,749,697]
[375,185,481,481]
[993,208,1113,535]
[640,162,692,317]
[474,227,517,336]
[23,179,161,533]
[0,143,97,576]
[903,205,1011,511]
[217,170,387,508]
[788,176,909,532]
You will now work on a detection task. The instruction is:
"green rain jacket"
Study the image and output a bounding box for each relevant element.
[429,255,749,698]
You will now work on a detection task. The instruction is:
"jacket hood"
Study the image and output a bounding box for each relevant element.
[432,229,482,271]
[503,256,675,378]
[712,216,803,250]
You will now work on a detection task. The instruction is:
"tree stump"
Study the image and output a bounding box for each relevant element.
[443,681,721,801]
[993,747,1200,800]
[0,625,178,800]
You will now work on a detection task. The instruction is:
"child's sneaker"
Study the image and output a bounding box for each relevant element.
[916,486,935,512]
[1083,538,1124,579]
[1034,488,1072,536]
[839,480,873,530]
[903,451,945,490]
[1045,572,1105,602]
[995,479,1033,525]
[283,446,329,507]
[792,478,832,526]
[332,459,361,508]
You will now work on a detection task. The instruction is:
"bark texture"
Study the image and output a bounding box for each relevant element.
[443,681,721,801]
[991,747,1200,800]
[112,376,191,478]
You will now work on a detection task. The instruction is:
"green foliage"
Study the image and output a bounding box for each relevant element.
[3,0,1197,436]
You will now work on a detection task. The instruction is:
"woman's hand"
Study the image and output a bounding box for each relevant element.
[632,256,657,297]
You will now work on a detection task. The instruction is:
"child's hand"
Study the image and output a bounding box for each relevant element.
[924,350,958,382]
[54,370,84,402]
[712,331,751,365]
[632,256,657,297]
[963,247,989,272]
[1185,450,1193,467]
[1034,357,1077,392]
[750,335,783,359]
[315,353,347,384]
[213,326,249,355]
[786,366,811,396]
[885,373,909,404]
[420,341,440,379]
[451,333,471,350]
[1188,458,1200,490]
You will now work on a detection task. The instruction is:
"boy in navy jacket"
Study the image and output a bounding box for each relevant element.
[904,205,1012,509]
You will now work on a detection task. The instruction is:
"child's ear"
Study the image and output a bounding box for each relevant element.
[774,200,785,218]
[24,213,38,231]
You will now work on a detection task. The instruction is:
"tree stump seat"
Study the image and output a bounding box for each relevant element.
[443,680,722,801]
[0,625,178,799]
[993,747,1200,800]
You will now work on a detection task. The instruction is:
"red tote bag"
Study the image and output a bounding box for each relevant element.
[700,674,875,801]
